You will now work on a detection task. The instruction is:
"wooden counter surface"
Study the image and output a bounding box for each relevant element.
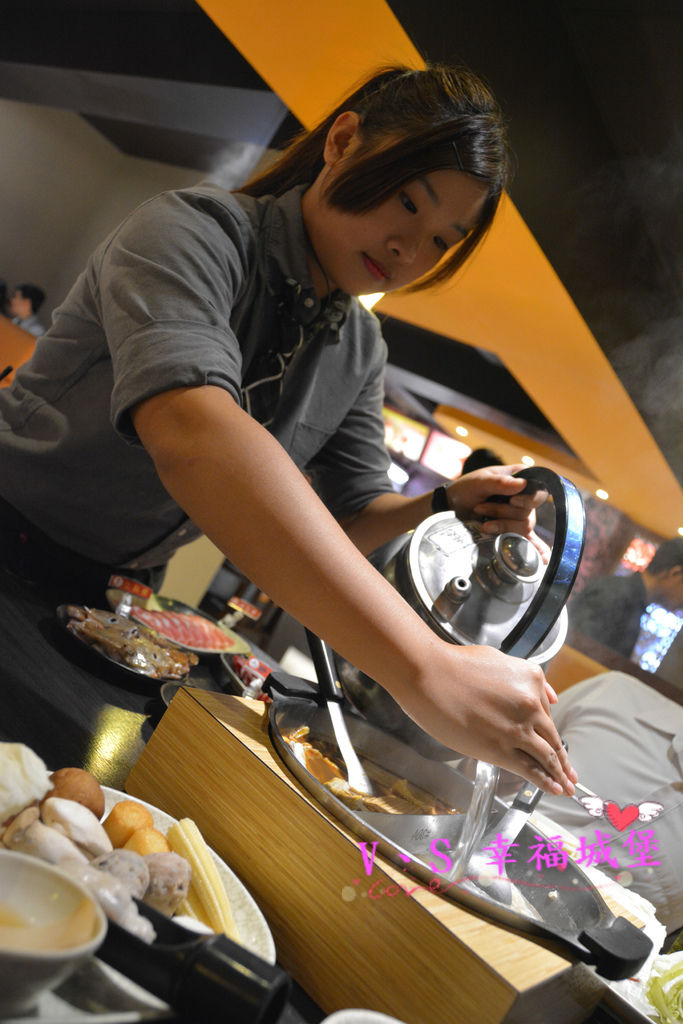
[0,315,37,386]
[126,688,609,1024]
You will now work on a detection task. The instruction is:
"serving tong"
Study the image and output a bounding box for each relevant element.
[462,779,544,905]
[305,629,374,796]
[571,779,605,810]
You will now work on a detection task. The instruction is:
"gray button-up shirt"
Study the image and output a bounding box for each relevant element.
[0,183,392,567]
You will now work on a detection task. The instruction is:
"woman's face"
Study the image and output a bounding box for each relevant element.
[303,168,489,298]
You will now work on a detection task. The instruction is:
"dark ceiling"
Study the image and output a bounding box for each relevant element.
[1,0,681,479]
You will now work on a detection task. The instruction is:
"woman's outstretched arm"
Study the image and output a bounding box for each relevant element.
[132,384,576,796]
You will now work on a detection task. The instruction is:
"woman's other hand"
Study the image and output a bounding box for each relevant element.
[447,464,550,561]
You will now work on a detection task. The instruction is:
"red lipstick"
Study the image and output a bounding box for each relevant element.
[363,253,389,282]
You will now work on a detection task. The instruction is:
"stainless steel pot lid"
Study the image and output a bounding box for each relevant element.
[376,467,585,661]
[333,468,583,753]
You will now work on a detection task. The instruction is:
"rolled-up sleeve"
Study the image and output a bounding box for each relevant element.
[93,190,251,439]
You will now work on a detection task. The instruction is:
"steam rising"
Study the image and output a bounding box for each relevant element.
[611,142,683,482]
[611,315,683,479]
[204,140,272,191]
[560,139,683,483]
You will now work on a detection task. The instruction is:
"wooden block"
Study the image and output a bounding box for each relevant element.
[126,689,606,1023]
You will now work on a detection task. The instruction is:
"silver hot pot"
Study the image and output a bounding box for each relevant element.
[334,466,586,756]
[265,469,654,978]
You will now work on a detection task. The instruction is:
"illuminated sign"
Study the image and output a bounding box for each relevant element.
[383,407,430,463]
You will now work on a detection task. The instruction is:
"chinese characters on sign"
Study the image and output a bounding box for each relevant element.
[355,797,664,892]
[481,828,660,876]
[356,827,661,880]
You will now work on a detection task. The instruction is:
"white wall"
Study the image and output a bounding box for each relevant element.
[0,98,230,603]
[0,98,201,320]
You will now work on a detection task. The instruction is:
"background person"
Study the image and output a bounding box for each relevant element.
[568,537,683,659]
[536,670,683,935]
[8,283,46,337]
[461,447,504,475]
[0,64,575,796]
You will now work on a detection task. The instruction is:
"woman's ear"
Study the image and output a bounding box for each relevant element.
[322,111,362,167]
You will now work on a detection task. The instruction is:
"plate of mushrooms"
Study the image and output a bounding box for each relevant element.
[0,750,275,967]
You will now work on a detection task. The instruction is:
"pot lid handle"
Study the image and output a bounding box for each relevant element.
[498,467,585,658]
[578,916,653,980]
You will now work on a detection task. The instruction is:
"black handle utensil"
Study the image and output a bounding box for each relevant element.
[98,902,290,1024]
[305,629,374,796]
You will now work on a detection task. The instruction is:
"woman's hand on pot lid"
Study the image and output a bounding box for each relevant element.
[447,464,550,561]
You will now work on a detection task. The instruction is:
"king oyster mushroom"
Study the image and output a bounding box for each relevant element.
[2,805,88,864]
[41,796,113,857]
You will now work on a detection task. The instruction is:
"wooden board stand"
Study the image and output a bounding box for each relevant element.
[126,689,608,1023]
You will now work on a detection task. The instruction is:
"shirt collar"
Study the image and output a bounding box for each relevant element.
[236,185,351,333]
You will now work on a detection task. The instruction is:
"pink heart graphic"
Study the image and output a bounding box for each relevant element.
[605,802,639,831]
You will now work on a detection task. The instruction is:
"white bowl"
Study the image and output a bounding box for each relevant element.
[322,1012,409,1024]
[0,850,107,1015]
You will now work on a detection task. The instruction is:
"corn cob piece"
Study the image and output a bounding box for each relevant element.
[166,818,240,942]
[175,888,202,922]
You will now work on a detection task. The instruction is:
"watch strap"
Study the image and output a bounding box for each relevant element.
[431,485,450,514]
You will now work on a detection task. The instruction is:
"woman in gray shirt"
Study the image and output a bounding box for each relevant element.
[0,63,576,798]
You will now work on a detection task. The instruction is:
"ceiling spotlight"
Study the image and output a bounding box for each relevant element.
[455,426,469,437]
[595,489,609,501]
[521,456,535,466]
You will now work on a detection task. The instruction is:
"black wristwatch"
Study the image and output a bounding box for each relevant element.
[431,485,451,513]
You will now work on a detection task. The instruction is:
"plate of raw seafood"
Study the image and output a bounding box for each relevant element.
[105,589,250,657]
[56,605,200,682]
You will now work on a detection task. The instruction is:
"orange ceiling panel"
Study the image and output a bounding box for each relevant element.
[378,196,683,535]
[195,0,424,121]
[196,0,682,538]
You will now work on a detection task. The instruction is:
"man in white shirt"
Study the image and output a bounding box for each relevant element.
[537,671,683,935]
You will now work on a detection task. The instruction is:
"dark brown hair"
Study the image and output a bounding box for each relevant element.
[15,283,46,313]
[649,537,683,574]
[239,64,511,292]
